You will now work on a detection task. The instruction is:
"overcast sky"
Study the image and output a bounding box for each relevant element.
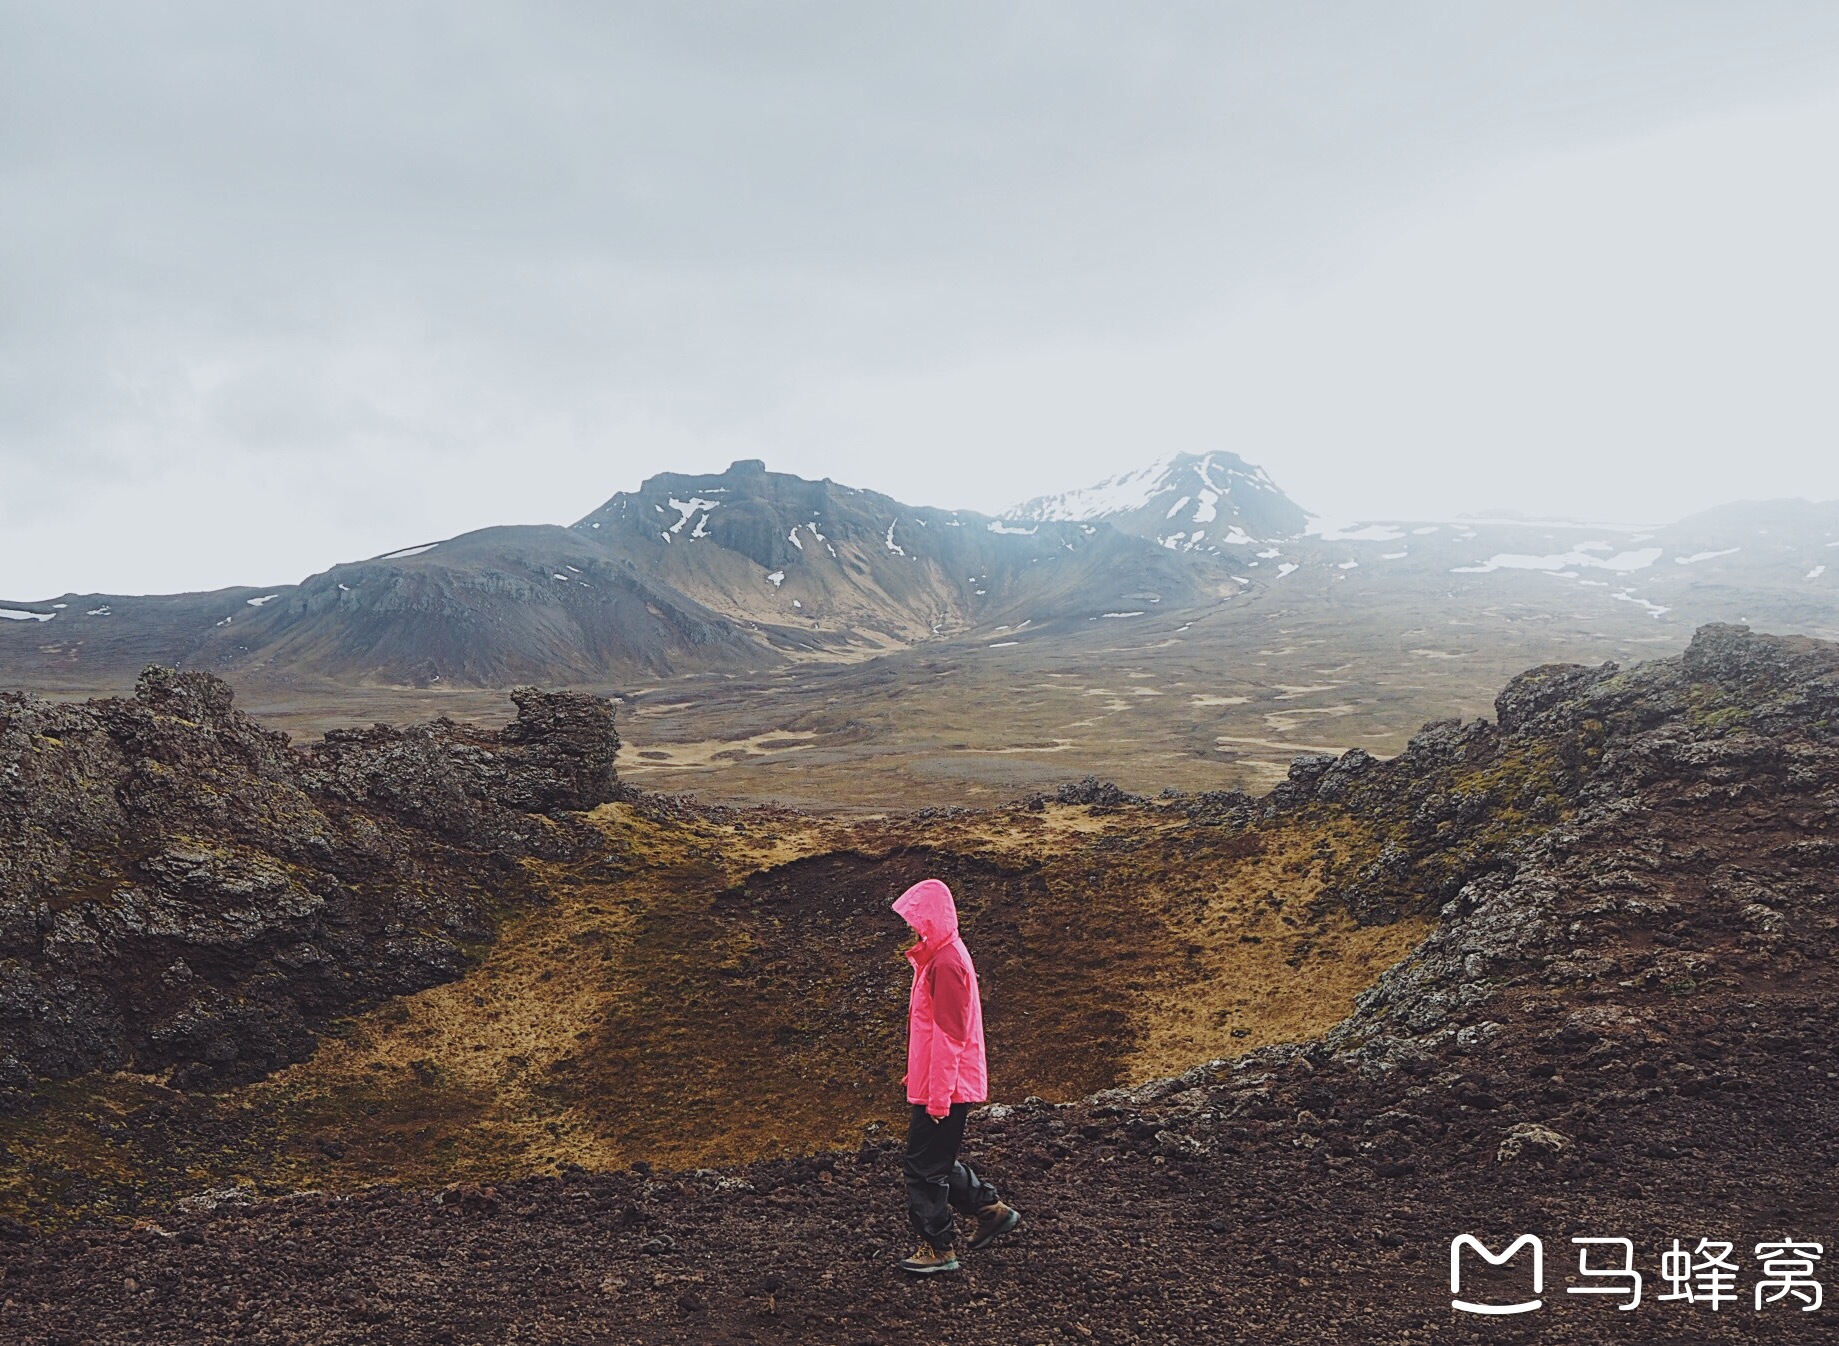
[6,2,1839,597]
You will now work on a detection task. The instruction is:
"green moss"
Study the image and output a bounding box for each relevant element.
[1695,705,1752,732]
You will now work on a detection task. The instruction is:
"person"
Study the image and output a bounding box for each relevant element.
[891,877,1021,1274]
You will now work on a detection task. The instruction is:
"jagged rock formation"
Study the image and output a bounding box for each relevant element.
[0,668,618,1102]
[1320,623,1839,1055]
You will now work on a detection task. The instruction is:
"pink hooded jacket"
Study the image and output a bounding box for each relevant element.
[893,878,989,1118]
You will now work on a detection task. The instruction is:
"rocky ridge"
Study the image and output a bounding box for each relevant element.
[0,668,619,1102]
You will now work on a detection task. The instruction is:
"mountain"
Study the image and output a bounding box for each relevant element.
[0,527,772,690]
[568,458,1213,646]
[4,449,1836,697]
[1009,447,1838,634]
[1239,498,1839,638]
[220,525,782,686]
[1006,450,1311,552]
[0,461,1213,689]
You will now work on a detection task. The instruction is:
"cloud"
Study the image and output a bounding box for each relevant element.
[5,2,1839,594]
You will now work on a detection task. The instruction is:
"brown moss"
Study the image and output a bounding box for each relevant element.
[1,801,1435,1222]
[1123,821,1432,1078]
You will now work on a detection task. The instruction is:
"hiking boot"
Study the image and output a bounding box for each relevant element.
[969,1202,1022,1251]
[898,1241,960,1274]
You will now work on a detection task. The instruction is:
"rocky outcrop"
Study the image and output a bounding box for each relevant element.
[1225,624,1829,933]
[300,685,619,851]
[0,668,618,1103]
[1318,626,1838,1064]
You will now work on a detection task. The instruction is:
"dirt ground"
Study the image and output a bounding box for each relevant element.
[5,1006,1836,1346]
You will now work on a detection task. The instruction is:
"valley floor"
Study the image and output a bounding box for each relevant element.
[13,577,1693,810]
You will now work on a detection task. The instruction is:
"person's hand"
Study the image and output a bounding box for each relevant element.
[928,1111,947,1124]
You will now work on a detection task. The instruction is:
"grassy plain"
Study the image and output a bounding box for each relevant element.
[14,568,1689,810]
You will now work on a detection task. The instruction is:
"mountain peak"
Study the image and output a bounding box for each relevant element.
[1006,450,1309,552]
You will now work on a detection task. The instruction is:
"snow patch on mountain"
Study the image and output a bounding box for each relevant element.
[1453,547,1662,575]
[1309,522,1407,543]
[667,497,720,535]
[1022,460,1176,521]
[1611,589,1671,618]
[1005,451,1308,550]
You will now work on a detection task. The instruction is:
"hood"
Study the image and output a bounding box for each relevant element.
[893,878,958,945]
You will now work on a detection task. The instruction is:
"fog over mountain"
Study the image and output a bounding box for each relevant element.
[6,4,1839,597]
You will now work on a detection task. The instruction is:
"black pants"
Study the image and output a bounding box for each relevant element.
[904,1102,1001,1249]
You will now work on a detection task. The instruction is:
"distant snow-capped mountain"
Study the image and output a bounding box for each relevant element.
[1005,451,1309,553]
[6,443,1835,694]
